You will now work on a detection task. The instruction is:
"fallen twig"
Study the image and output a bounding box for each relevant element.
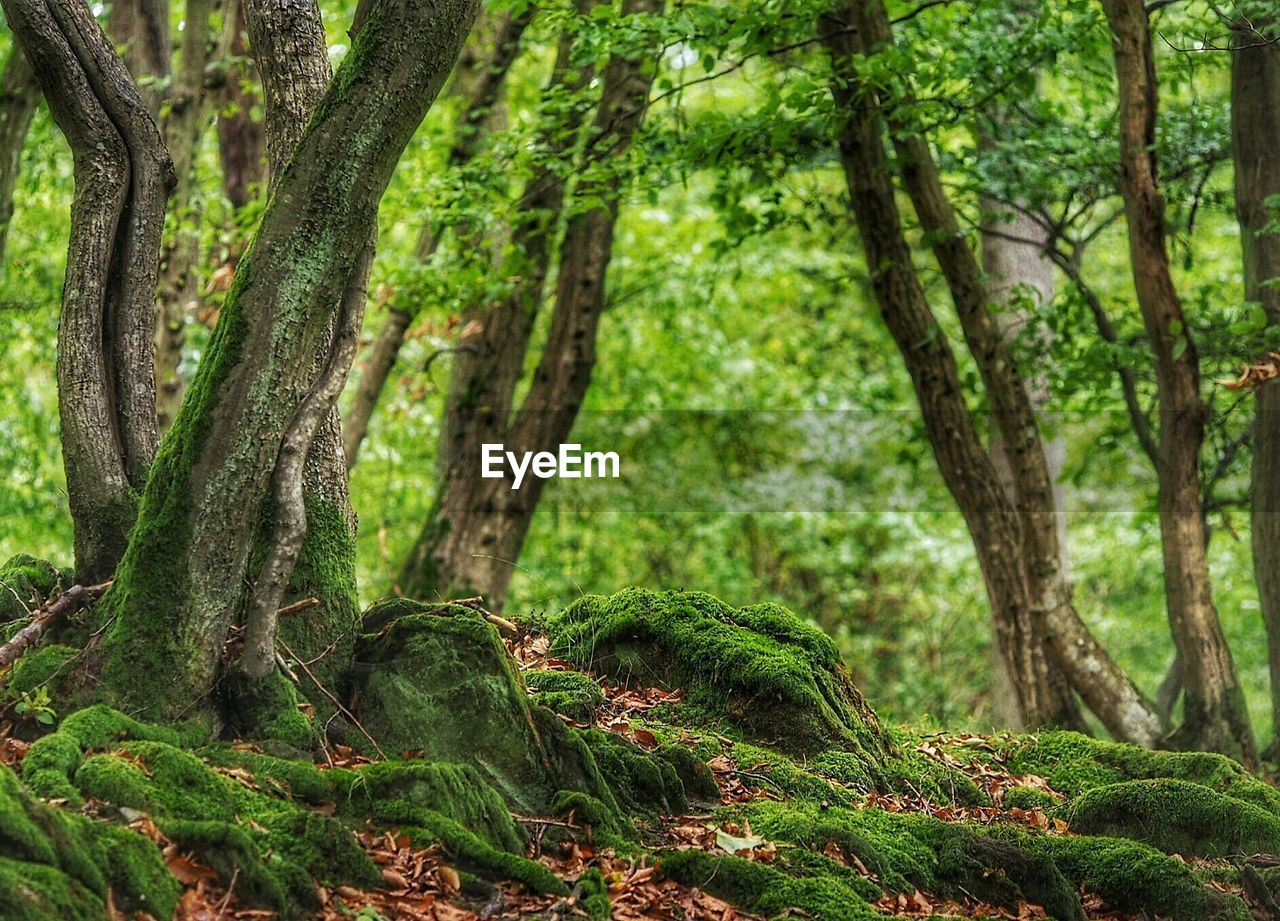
[0,580,112,669]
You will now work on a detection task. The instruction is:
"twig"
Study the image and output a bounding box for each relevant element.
[276,637,387,760]
[0,581,112,669]
[277,596,321,617]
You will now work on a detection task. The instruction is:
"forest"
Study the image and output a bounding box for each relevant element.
[1,0,1280,917]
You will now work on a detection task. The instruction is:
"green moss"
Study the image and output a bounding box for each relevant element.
[222,670,319,751]
[550,590,890,765]
[1064,778,1280,857]
[1003,786,1059,810]
[1038,835,1249,921]
[354,608,618,815]
[658,849,880,920]
[161,818,291,910]
[581,729,686,814]
[3,645,77,702]
[575,867,612,919]
[526,669,605,722]
[0,857,103,921]
[0,555,63,627]
[1005,731,1280,815]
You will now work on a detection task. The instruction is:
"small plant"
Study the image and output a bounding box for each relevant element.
[14,685,56,725]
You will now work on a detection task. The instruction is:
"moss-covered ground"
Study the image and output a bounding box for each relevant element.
[0,582,1276,919]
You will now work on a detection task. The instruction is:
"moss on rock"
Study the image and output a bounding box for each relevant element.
[0,555,64,628]
[352,605,620,817]
[549,590,890,766]
[1063,778,1280,857]
[526,669,605,722]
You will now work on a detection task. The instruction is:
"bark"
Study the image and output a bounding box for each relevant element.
[859,0,1162,744]
[215,3,266,208]
[821,2,1055,726]
[3,0,175,583]
[1102,0,1255,764]
[155,0,215,431]
[0,48,41,268]
[93,0,480,719]
[342,6,533,468]
[1231,13,1280,758]
[108,0,171,116]
[397,0,658,609]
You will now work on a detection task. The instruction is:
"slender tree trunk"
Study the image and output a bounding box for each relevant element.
[0,48,40,268]
[215,3,266,209]
[155,0,214,431]
[822,2,1054,727]
[108,0,171,116]
[1102,0,1255,765]
[1232,13,1280,759]
[397,0,658,609]
[342,7,532,468]
[87,0,479,719]
[860,0,1162,743]
[3,0,175,583]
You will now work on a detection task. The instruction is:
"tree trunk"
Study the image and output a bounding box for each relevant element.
[108,0,171,117]
[397,0,658,609]
[155,0,215,432]
[860,0,1161,744]
[1232,12,1280,759]
[1102,0,1256,765]
[89,0,479,720]
[821,2,1054,727]
[342,6,532,468]
[3,0,175,583]
[215,3,266,209]
[0,47,40,268]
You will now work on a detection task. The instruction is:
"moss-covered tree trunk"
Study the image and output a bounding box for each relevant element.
[3,0,175,584]
[0,47,40,269]
[1232,10,1280,761]
[86,0,480,721]
[397,0,659,609]
[1101,0,1256,766]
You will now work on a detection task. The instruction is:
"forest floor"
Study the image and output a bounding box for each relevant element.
[3,585,1279,921]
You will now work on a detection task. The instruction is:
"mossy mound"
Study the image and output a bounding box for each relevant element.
[352,602,620,817]
[526,668,606,723]
[0,763,179,920]
[549,589,890,766]
[1003,730,1280,815]
[1064,778,1280,858]
[0,555,64,632]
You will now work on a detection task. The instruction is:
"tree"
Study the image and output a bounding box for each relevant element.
[0,45,39,267]
[1232,6,1280,760]
[1101,0,1255,765]
[4,0,480,720]
[3,0,175,583]
[396,0,661,609]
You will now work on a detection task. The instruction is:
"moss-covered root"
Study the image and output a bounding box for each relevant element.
[549,589,891,767]
[351,603,621,818]
[0,765,179,921]
[658,849,881,920]
[0,554,64,628]
[1064,778,1280,857]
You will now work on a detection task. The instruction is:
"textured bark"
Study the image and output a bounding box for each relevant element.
[215,3,266,208]
[3,0,175,583]
[108,0,171,116]
[95,0,480,718]
[155,0,215,431]
[1102,0,1255,765]
[342,7,533,468]
[398,0,658,609]
[822,2,1054,727]
[0,48,40,268]
[860,0,1161,744]
[1232,14,1280,758]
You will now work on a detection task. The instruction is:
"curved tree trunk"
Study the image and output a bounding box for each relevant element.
[3,0,175,583]
[0,47,40,268]
[397,0,658,610]
[1102,0,1255,766]
[862,0,1161,744]
[342,6,533,468]
[155,0,215,432]
[822,1,1053,727]
[1232,12,1280,759]
[87,0,480,720]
